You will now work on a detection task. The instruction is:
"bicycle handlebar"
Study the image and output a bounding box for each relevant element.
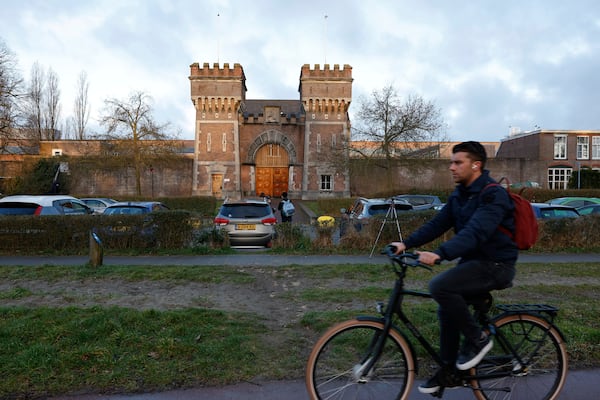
[381,245,434,271]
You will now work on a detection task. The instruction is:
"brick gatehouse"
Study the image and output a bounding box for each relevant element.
[189,62,353,200]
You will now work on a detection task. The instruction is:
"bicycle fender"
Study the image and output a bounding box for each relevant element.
[355,316,420,373]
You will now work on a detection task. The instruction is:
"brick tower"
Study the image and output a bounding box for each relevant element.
[189,62,246,198]
[299,64,353,198]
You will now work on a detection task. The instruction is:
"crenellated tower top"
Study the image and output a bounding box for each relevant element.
[299,64,353,114]
[189,62,247,113]
[299,63,353,79]
[189,62,246,79]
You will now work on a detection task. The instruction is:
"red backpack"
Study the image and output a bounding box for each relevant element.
[483,178,539,250]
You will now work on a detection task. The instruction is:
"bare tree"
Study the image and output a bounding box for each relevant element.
[0,38,24,150]
[352,85,447,162]
[44,67,61,140]
[99,90,174,196]
[73,70,89,139]
[25,62,45,140]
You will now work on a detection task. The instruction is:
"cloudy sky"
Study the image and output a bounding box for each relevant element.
[3,0,600,142]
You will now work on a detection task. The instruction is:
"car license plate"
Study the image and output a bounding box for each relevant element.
[236,224,256,230]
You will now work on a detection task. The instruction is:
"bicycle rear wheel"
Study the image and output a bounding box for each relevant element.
[471,313,568,400]
[306,319,415,400]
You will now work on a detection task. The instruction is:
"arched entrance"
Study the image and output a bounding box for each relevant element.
[255,144,289,197]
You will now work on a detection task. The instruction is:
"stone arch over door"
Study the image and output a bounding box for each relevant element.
[247,130,296,197]
[246,129,297,164]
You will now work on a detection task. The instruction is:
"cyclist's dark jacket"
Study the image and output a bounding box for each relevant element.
[403,170,518,264]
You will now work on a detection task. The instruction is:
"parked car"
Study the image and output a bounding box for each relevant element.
[81,197,118,214]
[340,197,413,236]
[393,194,444,211]
[103,201,169,215]
[530,203,580,219]
[214,199,277,247]
[546,197,600,208]
[99,201,170,246]
[0,195,93,216]
[576,204,600,216]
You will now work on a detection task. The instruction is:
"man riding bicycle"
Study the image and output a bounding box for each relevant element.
[391,141,517,394]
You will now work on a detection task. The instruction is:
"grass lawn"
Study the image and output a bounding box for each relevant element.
[0,262,598,398]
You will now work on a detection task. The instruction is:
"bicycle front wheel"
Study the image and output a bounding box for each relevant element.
[306,319,415,400]
[471,313,568,400]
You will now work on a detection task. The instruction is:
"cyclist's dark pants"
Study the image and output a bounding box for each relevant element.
[429,259,516,365]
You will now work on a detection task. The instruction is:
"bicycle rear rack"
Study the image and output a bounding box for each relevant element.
[496,304,559,320]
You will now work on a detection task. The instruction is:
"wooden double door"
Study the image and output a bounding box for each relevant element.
[255,144,289,197]
[256,167,288,198]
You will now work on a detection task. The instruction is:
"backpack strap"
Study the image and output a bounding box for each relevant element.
[480,182,515,240]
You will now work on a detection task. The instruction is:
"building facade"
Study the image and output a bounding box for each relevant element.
[188,62,353,200]
[496,129,600,189]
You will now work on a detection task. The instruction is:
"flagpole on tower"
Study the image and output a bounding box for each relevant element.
[217,13,220,64]
[323,14,328,64]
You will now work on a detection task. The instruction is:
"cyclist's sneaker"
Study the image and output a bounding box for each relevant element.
[418,367,463,394]
[456,332,493,370]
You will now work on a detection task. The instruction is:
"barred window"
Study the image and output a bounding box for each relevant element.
[320,175,332,191]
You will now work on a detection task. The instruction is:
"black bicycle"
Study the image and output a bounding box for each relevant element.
[305,247,568,399]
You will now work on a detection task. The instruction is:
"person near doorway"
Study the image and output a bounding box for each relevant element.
[278,192,293,223]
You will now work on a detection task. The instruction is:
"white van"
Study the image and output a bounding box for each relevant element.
[0,195,93,216]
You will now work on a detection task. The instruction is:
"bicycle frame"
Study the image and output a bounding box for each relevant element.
[354,260,444,379]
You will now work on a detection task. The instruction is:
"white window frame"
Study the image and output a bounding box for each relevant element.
[207,132,212,152]
[316,134,322,153]
[222,132,227,152]
[576,136,589,159]
[592,136,600,160]
[52,149,62,156]
[320,174,332,191]
[548,167,572,190]
[553,135,567,159]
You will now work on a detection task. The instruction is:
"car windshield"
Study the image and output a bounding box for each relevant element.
[220,204,270,218]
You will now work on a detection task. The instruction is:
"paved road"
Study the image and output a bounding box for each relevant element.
[1,252,600,267]
[50,369,600,399]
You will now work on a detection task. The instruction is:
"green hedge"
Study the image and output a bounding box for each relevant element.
[0,211,214,254]
[335,212,600,253]
[1,203,598,254]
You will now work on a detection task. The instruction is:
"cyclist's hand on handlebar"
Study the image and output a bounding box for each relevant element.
[415,251,441,266]
[389,242,406,254]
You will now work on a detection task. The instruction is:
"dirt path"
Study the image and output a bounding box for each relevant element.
[2,265,598,332]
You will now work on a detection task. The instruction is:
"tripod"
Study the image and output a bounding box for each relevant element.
[369,200,403,258]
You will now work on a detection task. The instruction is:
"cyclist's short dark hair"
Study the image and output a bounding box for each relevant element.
[452,141,487,168]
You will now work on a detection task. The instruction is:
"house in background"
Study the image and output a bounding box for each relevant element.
[496,128,600,189]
